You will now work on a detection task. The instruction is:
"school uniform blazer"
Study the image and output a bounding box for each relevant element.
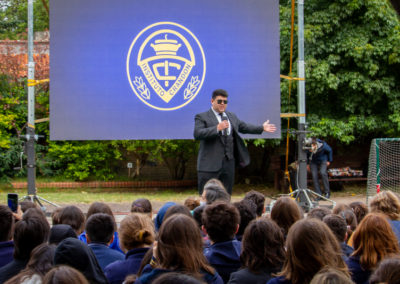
[194,109,263,172]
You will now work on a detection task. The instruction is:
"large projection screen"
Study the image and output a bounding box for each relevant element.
[50,0,281,140]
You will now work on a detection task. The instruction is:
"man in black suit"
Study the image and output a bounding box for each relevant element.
[194,89,276,195]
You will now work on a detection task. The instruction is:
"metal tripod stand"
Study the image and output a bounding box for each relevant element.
[282,127,336,212]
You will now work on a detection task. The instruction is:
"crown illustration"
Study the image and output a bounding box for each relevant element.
[151,34,182,56]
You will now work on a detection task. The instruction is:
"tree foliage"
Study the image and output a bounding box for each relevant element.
[0,0,49,40]
[280,0,400,143]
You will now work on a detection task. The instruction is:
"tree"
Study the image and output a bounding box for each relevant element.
[0,0,49,40]
[280,0,400,143]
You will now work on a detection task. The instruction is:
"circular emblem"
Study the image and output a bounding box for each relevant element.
[127,22,206,111]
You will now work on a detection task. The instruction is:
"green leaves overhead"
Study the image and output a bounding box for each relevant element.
[281,0,400,142]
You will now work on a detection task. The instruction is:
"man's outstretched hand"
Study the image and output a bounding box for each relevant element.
[263,120,277,133]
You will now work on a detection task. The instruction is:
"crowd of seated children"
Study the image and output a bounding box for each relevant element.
[4,186,400,284]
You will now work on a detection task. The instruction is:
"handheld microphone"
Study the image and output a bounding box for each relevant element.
[221,114,228,136]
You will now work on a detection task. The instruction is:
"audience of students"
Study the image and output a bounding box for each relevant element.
[228,218,285,284]
[346,213,400,284]
[136,214,223,284]
[4,187,400,284]
[202,201,241,283]
[105,213,155,284]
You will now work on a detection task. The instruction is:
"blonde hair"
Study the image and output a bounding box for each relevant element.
[119,213,155,252]
[370,191,400,220]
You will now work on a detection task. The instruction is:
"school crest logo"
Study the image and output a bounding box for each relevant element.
[127,22,206,111]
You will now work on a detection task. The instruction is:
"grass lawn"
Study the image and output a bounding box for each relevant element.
[0,182,367,205]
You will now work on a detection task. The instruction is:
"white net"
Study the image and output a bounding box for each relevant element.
[367,138,400,205]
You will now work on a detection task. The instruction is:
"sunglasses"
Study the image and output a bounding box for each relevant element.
[217,99,228,105]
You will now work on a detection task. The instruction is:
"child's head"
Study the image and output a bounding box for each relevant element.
[119,213,155,252]
[202,201,240,243]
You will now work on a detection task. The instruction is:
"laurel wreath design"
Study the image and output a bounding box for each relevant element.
[184,76,200,100]
[133,76,150,100]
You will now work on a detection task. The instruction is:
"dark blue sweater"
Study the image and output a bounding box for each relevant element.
[204,239,241,283]
[105,247,149,284]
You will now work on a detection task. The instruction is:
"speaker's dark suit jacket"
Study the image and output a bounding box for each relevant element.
[194,109,263,172]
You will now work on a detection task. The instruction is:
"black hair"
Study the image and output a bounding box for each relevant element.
[243,190,265,217]
[233,200,256,237]
[85,213,115,244]
[212,89,228,99]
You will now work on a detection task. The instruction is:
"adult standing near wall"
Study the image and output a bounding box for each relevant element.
[307,137,333,198]
[194,89,276,195]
